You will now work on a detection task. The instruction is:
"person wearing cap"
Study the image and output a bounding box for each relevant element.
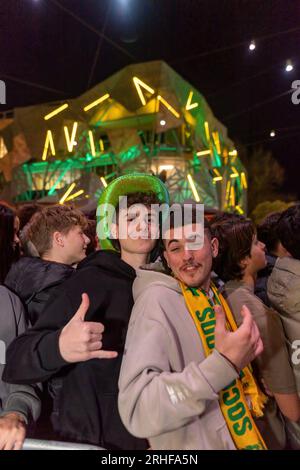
[3,174,169,449]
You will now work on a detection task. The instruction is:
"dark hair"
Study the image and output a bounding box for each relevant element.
[17,203,42,231]
[257,211,282,254]
[84,219,98,256]
[159,204,212,272]
[277,204,300,260]
[110,191,161,252]
[0,202,18,283]
[211,213,255,282]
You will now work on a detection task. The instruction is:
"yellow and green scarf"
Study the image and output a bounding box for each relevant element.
[180,282,268,450]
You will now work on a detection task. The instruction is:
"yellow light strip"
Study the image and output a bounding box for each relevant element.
[213,176,223,182]
[204,121,210,142]
[213,168,221,177]
[64,122,78,153]
[100,176,108,188]
[235,205,244,214]
[133,77,155,106]
[59,183,76,205]
[44,103,69,121]
[83,93,110,112]
[187,174,200,202]
[229,149,238,156]
[230,186,235,206]
[157,95,180,119]
[230,166,239,178]
[196,149,211,156]
[42,130,56,161]
[185,90,199,110]
[88,130,96,157]
[212,131,221,154]
[99,139,104,152]
[65,189,84,202]
[226,181,231,201]
[241,172,248,189]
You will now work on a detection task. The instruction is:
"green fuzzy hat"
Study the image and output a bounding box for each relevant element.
[97,173,170,251]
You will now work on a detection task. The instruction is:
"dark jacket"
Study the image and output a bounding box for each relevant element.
[255,254,277,307]
[3,251,147,450]
[5,257,74,325]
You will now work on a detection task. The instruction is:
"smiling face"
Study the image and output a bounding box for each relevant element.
[163,223,219,290]
[115,203,158,256]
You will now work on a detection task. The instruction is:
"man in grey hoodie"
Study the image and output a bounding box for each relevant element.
[118,206,265,450]
[0,286,41,450]
[267,204,300,448]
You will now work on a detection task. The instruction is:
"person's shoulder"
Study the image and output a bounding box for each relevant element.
[226,282,267,317]
[71,263,109,285]
[0,286,25,322]
[225,281,251,301]
[145,283,181,299]
[0,284,11,299]
[131,284,182,331]
[133,283,183,323]
[0,285,19,302]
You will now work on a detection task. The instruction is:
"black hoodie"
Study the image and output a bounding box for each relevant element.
[3,251,147,449]
[5,257,74,325]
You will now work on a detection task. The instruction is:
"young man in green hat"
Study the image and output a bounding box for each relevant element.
[4,174,168,449]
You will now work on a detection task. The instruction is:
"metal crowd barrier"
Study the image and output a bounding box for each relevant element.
[22,438,105,450]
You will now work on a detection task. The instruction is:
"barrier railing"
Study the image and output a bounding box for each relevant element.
[23,438,105,451]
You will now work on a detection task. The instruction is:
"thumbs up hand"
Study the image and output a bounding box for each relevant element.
[214,304,263,372]
[59,293,118,363]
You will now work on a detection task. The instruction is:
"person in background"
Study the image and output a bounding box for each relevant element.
[211,213,300,449]
[17,203,43,257]
[0,202,20,284]
[4,204,90,439]
[267,204,300,449]
[0,286,41,450]
[255,212,290,306]
[5,205,90,325]
[0,203,40,450]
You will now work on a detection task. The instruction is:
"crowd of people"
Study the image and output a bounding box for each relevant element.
[0,173,300,450]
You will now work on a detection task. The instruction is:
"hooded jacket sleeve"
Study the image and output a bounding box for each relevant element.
[118,288,238,439]
[2,288,73,385]
[0,288,41,423]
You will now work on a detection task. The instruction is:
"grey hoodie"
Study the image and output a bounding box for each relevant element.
[267,257,300,449]
[267,257,300,392]
[0,286,40,423]
[118,265,239,450]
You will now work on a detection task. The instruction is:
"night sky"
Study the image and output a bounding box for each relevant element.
[1,0,300,197]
